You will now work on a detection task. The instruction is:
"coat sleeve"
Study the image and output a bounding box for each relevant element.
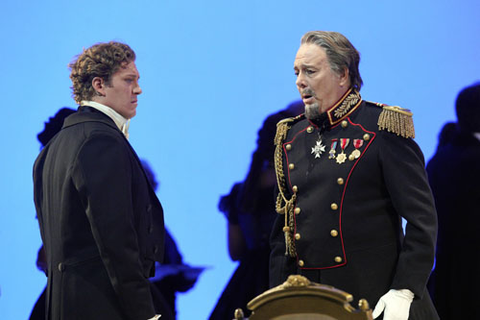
[379,131,437,298]
[71,132,156,320]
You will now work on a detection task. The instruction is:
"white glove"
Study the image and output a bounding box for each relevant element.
[372,289,414,320]
[147,315,161,320]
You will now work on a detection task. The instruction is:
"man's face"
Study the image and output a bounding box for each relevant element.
[102,61,142,119]
[294,44,348,119]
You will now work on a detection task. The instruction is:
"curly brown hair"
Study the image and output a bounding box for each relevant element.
[69,41,136,104]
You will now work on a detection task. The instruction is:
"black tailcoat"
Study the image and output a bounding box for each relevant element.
[33,107,165,320]
[270,97,438,319]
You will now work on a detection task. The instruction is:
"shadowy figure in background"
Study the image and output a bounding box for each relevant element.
[426,82,480,320]
[30,107,76,320]
[209,100,303,320]
[141,160,204,320]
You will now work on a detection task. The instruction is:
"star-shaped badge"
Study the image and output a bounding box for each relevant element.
[311,139,326,159]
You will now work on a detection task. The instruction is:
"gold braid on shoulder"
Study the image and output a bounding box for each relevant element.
[377,105,415,139]
[274,116,302,257]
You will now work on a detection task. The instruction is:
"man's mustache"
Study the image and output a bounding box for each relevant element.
[301,88,316,98]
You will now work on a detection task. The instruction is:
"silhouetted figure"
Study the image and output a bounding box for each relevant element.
[30,107,76,320]
[209,101,303,320]
[141,160,203,320]
[427,82,480,320]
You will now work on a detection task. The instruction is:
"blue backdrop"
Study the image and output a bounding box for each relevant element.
[0,0,479,319]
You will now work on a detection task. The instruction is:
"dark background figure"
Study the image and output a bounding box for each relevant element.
[209,101,303,320]
[30,107,76,320]
[141,160,204,320]
[426,82,480,320]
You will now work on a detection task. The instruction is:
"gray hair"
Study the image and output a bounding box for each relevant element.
[301,31,363,91]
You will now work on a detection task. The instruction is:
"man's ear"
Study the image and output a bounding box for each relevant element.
[339,67,350,88]
[92,77,106,97]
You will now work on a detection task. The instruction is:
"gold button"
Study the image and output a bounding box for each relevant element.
[292,185,298,193]
[337,178,344,185]
[341,120,348,128]
[363,134,370,141]
[331,203,338,210]
[295,233,301,240]
[334,256,343,263]
[286,144,292,151]
[294,207,301,215]
[289,163,295,170]
[307,126,314,133]
[298,260,304,267]
[330,229,338,237]
[348,154,355,161]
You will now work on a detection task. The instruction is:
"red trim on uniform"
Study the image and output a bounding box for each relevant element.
[298,117,376,270]
[326,89,352,124]
[337,118,376,267]
[329,99,363,126]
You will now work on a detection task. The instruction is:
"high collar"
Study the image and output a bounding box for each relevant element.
[325,88,362,126]
[80,101,130,139]
[306,88,362,128]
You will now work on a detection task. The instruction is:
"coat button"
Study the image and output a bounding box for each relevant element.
[307,126,314,133]
[148,225,154,234]
[153,245,159,253]
[286,144,292,151]
[294,207,301,215]
[348,154,355,161]
[58,263,65,272]
[331,203,338,210]
[146,204,152,213]
[289,163,295,170]
[330,229,338,237]
[298,260,305,267]
[363,134,371,141]
[295,233,301,240]
[334,256,343,263]
[337,178,344,185]
[292,185,298,193]
[341,120,348,128]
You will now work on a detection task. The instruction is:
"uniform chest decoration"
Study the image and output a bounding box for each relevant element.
[311,137,326,158]
[310,89,361,161]
[328,138,365,164]
[274,90,416,264]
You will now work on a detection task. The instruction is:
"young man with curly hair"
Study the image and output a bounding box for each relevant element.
[33,42,165,320]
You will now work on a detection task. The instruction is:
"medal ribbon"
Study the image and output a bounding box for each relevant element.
[340,138,350,151]
[330,139,338,151]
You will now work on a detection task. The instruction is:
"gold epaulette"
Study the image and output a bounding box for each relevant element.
[274,115,302,145]
[377,104,415,139]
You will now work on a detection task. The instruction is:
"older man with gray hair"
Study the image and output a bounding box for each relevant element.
[269,31,439,320]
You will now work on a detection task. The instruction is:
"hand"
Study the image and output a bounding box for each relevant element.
[372,289,414,320]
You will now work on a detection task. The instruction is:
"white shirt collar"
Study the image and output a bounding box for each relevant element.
[80,101,130,139]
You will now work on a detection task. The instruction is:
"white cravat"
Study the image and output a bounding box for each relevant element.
[80,101,130,139]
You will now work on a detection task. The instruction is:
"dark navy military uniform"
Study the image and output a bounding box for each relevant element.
[269,90,439,319]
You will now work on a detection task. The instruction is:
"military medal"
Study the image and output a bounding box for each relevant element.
[349,139,364,160]
[311,136,326,159]
[329,139,338,159]
[336,138,350,164]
